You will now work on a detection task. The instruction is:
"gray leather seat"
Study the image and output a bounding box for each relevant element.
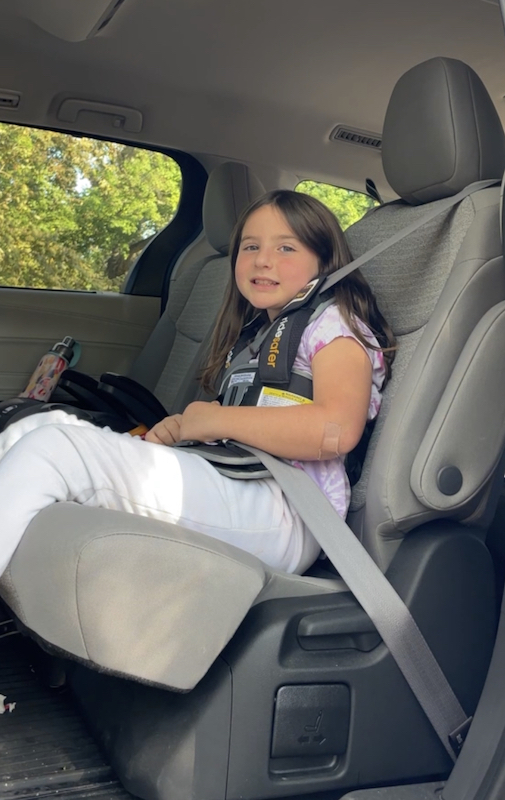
[2,57,505,798]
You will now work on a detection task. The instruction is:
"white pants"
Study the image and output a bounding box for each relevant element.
[0,411,320,577]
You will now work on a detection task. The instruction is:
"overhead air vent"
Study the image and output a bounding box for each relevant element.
[0,90,21,109]
[330,125,382,150]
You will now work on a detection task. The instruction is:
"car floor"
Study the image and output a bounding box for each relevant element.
[0,601,137,800]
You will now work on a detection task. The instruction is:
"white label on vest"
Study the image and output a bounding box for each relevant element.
[257,387,313,407]
[229,372,256,386]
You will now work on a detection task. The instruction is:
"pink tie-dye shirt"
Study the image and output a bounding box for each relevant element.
[290,303,385,519]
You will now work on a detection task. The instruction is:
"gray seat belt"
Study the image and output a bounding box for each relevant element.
[234,180,501,760]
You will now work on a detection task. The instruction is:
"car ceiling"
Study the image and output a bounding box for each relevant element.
[1,0,505,194]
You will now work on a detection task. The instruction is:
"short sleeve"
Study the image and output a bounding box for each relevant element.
[293,303,386,421]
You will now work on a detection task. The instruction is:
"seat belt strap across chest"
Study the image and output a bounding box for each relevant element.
[319,179,499,295]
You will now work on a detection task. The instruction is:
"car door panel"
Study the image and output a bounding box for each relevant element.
[0,288,160,398]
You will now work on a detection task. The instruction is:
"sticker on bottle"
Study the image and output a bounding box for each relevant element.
[257,387,313,407]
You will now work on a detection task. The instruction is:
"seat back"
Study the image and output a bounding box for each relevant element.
[345,57,505,570]
[129,161,265,410]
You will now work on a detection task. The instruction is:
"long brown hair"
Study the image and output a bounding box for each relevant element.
[200,190,395,393]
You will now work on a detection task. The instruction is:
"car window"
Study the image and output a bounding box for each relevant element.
[296,180,377,230]
[0,123,182,292]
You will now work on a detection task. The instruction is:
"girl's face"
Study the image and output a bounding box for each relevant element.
[235,204,320,321]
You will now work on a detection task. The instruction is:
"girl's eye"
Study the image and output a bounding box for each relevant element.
[242,243,258,251]
[279,245,295,252]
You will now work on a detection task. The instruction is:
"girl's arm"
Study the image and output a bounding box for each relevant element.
[179,337,373,461]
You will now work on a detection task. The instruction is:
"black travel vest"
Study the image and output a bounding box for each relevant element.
[212,276,374,486]
[218,276,327,407]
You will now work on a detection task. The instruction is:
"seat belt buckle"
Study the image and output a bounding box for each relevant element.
[449,716,473,755]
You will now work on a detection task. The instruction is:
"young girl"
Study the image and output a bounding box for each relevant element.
[0,190,394,578]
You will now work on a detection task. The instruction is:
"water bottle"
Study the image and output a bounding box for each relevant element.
[20,336,79,402]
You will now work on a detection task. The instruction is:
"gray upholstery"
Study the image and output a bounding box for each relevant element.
[343,58,505,569]
[2,504,267,690]
[348,191,500,492]
[347,186,505,570]
[129,161,265,406]
[151,257,231,409]
[203,161,265,254]
[410,302,505,510]
[1,502,343,690]
[2,58,505,690]
[382,57,505,205]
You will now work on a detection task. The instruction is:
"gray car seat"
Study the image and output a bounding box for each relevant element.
[2,57,505,800]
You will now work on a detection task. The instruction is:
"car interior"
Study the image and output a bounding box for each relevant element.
[2,2,505,800]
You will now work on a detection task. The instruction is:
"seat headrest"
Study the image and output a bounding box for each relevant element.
[382,57,505,205]
[203,162,265,254]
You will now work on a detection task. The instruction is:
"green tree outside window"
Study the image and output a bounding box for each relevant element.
[296,180,377,230]
[0,124,182,291]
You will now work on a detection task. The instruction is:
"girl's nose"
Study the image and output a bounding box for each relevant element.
[254,248,272,268]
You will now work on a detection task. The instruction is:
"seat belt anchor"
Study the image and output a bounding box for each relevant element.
[449,716,473,755]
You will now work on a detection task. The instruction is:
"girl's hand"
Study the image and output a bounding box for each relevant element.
[179,401,222,442]
[145,414,183,445]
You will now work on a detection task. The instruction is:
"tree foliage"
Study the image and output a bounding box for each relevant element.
[0,124,375,293]
[0,124,182,291]
[296,180,376,230]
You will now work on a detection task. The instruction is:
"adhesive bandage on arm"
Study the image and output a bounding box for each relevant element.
[317,422,342,460]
